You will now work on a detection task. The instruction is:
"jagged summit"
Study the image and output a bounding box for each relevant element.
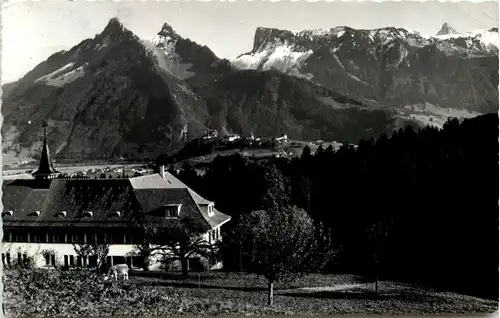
[159,22,178,37]
[100,17,135,40]
[151,22,181,48]
[436,22,459,36]
[103,17,125,32]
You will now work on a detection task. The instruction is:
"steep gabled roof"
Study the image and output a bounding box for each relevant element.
[134,188,211,231]
[2,179,141,227]
[129,174,171,189]
[2,179,52,217]
[161,171,213,205]
[2,174,231,230]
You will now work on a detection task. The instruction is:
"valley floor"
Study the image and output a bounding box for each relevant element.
[4,270,498,317]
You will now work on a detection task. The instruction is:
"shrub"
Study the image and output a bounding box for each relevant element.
[4,268,183,317]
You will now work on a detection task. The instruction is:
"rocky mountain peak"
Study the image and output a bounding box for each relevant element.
[436,22,459,36]
[100,17,136,41]
[159,22,178,38]
[252,27,296,51]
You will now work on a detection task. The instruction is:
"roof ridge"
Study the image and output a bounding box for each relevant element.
[163,171,213,204]
[183,187,212,230]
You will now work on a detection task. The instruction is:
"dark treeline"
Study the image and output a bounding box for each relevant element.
[166,114,499,300]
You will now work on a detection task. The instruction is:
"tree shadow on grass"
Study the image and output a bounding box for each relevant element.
[137,280,269,292]
[281,290,439,302]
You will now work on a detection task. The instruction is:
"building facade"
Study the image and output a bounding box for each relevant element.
[2,124,231,271]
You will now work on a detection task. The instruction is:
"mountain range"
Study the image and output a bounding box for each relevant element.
[2,19,498,162]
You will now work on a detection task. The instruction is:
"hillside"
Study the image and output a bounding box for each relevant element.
[196,70,395,143]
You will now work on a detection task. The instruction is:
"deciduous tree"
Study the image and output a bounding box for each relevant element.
[131,217,217,278]
[237,206,338,306]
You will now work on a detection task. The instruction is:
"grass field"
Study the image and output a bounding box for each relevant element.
[5,270,497,317]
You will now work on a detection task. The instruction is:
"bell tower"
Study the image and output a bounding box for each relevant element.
[32,122,61,180]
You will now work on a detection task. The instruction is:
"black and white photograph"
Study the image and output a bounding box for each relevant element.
[0,0,498,316]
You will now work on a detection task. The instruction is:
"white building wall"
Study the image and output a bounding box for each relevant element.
[2,232,223,271]
[2,243,138,268]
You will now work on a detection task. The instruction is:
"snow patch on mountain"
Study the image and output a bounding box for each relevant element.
[35,63,75,82]
[234,40,313,71]
[34,62,86,87]
[233,49,272,70]
[262,46,313,72]
[475,29,499,51]
[434,28,499,51]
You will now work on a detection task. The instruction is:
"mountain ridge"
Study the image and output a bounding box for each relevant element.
[3,18,393,163]
[1,18,496,163]
[233,24,499,113]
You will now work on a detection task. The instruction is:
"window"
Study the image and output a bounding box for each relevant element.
[69,255,74,266]
[32,233,41,243]
[44,253,56,266]
[81,211,93,218]
[89,256,97,267]
[208,204,214,216]
[108,211,121,218]
[28,211,40,217]
[2,211,13,217]
[165,205,181,218]
[55,211,67,218]
[14,232,26,242]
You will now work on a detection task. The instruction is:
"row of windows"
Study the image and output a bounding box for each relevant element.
[208,227,221,243]
[1,253,144,268]
[1,211,123,218]
[3,230,141,245]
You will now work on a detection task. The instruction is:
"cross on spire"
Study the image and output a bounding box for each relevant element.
[42,121,48,138]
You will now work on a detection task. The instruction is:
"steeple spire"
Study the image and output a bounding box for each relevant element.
[43,121,48,138]
[32,121,61,180]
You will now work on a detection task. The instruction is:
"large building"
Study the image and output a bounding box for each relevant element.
[2,124,231,271]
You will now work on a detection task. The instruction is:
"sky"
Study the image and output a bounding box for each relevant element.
[1,0,498,83]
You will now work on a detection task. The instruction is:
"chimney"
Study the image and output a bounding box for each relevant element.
[158,164,166,179]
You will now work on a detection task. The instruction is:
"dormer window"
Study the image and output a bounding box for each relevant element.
[28,211,40,217]
[2,211,13,217]
[108,211,121,218]
[55,211,67,218]
[165,204,181,218]
[82,211,93,218]
[208,204,214,216]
